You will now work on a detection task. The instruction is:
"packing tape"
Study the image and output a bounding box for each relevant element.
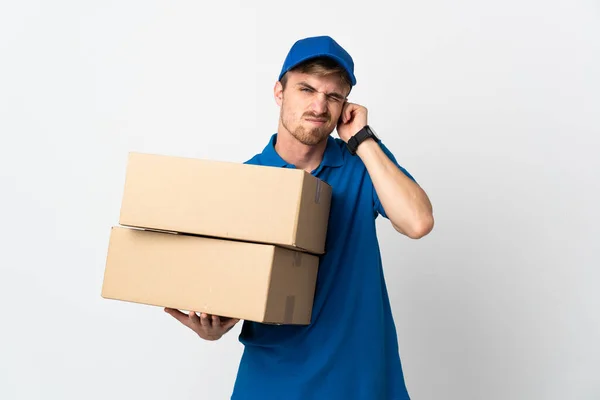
[284,295,295,324]
[293,251,302,267]
[315,180,321,204]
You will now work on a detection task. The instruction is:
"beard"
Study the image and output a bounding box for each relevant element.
[281,109,334,146]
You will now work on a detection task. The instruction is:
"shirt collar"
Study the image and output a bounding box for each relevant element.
[260,133,344,169]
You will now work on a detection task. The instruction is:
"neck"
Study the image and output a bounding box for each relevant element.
[274,126,327,173]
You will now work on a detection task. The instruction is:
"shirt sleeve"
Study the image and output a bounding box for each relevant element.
[373,141,417,219]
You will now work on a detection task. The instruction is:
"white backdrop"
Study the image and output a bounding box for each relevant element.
[1,1,598,399]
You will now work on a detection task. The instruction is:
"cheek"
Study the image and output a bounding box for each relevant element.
[285,100,303,120]
[282,102,298,125]
[331,108,342,123]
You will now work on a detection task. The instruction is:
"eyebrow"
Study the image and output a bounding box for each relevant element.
[296,82,346,100]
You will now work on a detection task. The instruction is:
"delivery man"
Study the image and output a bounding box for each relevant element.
[165,35,434,400]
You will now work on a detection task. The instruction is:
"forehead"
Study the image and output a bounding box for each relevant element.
[286,71,349,94]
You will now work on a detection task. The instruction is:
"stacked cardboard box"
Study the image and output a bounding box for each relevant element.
[101,152,332,325]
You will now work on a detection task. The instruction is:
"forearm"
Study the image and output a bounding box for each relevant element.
[356,139,434,238]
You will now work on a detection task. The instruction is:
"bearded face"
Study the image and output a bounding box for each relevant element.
[277,72,348,146]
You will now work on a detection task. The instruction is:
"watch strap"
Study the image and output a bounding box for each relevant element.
[347,125,379,155]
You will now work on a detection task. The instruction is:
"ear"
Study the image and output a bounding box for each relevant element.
[274,81,283,106]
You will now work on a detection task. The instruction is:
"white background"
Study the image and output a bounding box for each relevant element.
[1,1,598,399]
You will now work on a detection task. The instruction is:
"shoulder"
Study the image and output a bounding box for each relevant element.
[244,153,263,165]
[332,137,356,165]
[332,136,394,162]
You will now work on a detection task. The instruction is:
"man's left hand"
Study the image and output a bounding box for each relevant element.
[336,102,368,142]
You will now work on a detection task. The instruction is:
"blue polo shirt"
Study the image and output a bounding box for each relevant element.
[231,133,416,400]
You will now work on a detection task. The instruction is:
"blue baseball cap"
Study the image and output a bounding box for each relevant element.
[278,35,356,86]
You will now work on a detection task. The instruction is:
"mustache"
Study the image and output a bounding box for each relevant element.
[303,112,330,121]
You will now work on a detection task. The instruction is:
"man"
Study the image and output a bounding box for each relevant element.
[165,35,434,399]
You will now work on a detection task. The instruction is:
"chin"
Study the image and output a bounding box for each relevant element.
[282,117,333,146]
[294,129,330,146]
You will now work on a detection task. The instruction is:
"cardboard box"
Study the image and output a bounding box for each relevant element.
[101,226,319,325]
[118,152,332,255]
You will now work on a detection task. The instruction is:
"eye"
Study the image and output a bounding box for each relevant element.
[300,87,312,92]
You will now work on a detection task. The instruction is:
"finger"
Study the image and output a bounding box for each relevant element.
[200,313,212,329]
[341,102,351,123]
[339,103,347,123]
[211,315,220,328]
[165,308,191,326]
[344,104,355,123]
[188,311,201,326]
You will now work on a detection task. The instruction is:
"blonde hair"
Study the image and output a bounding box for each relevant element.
[280,57,352,94]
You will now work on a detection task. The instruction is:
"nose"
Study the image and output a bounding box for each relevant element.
[310,93,328,115]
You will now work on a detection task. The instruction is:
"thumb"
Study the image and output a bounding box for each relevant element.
[223,318,240,330]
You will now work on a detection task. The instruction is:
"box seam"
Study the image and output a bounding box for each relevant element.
[291,171,304,249]
[262,246,277,323]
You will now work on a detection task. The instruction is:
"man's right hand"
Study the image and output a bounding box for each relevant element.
[164,307,240,341]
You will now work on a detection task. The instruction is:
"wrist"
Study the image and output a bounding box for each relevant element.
[355,137,379,157]
[346,125,379,155]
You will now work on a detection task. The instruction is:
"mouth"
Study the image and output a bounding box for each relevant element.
[305,118,328,125]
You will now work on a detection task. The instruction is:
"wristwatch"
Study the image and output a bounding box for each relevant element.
[346,125,380,155]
